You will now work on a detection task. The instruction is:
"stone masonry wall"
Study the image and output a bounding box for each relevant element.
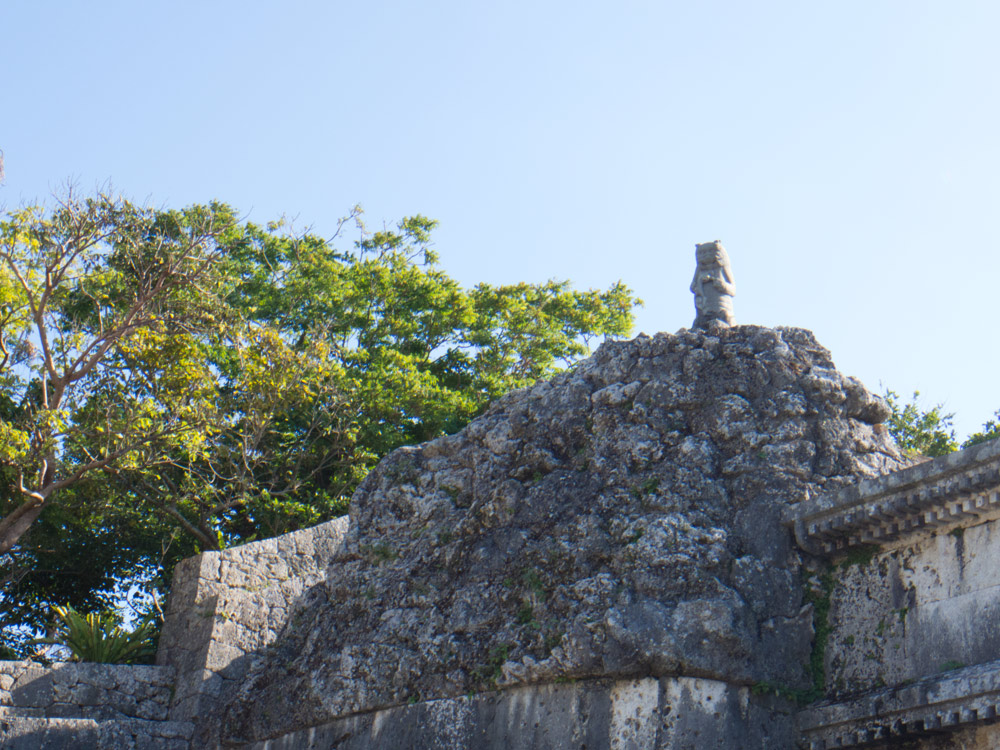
[785,439,1000,698]
[825,512,1000,697]
[156,516,348,740]
[0,660,194,749]
[0,660,173,721]
[788,438,1000,748]
[220,326,908,745]
[0,517,349,749]
[8,325,999,749]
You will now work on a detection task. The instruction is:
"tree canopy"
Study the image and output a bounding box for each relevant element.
[0,193,640,653]
[884,390,1000,457]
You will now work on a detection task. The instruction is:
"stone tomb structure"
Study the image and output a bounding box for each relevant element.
[790,438,1000,749]
[2,325,1000,749]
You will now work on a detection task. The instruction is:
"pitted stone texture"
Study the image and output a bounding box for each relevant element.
[0,717,100,749]
[221,326,908,743]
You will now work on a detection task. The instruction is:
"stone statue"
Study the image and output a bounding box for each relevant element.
[690,240,735,329]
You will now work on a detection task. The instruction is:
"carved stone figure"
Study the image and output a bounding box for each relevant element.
[690,240,735,329]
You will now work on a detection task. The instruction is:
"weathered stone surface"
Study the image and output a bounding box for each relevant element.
[821,510,1000,698]
[0,715,193,749]
[799,658,1000,749]
[220,325,908,743]
[233,676,798,750]
[0,716,100,749]
[0,661,174,722]
[785,437,1000,554]
[0,659,191,748]
[156,516,348,741]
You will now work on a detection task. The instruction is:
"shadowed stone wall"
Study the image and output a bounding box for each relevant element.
[156,516,348,740]
[0,660,192,748]
[0,660,174,721]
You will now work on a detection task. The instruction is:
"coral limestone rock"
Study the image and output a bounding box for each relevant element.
[221,325,908,743]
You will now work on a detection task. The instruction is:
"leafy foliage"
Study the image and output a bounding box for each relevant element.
[0,192,239,556]
[225,213,637,461]
[0,194,640,655]
[32,604,157,664]
[884,390,1000,456]
[963,410,1000,448]
[0,474,192,652]
[883,390,958,457]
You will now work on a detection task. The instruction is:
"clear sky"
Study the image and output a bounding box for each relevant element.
[3,1,998,438]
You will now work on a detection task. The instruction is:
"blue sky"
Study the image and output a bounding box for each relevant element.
[3,1,998,437]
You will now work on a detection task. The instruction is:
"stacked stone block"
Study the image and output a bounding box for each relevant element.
[0,660,192,748]
[156,516,349,743]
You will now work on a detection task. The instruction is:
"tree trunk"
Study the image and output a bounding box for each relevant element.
[0,500,45,555]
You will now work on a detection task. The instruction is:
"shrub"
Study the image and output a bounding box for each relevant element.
[33,605,157,664]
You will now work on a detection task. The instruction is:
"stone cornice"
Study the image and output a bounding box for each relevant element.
[798,659,1000,749]
[783,439,1000,554]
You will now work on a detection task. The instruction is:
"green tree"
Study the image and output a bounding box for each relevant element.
[118,323,360,550]
[0,195,640,654]
[226,213,637,461]
[884,390,958,457]
[0,473,185,652]
[133,211,639,547]
[963,410,1000,448]
[0,193,238,556]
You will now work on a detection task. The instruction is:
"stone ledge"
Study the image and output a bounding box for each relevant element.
[0,714,193,749]
[0,660,176,721]
[798,659,1000,749]
[226,675,798,750]
[783,439,1000,554]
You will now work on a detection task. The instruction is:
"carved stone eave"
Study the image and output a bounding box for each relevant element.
[784,439,1000,555]
[798,658,1000,749]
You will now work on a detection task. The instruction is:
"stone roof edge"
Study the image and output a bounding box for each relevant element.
[797,659,1000,749]
[783,439,1000,525]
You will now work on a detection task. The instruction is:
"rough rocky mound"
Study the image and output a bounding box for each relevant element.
[223,325,909,743]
